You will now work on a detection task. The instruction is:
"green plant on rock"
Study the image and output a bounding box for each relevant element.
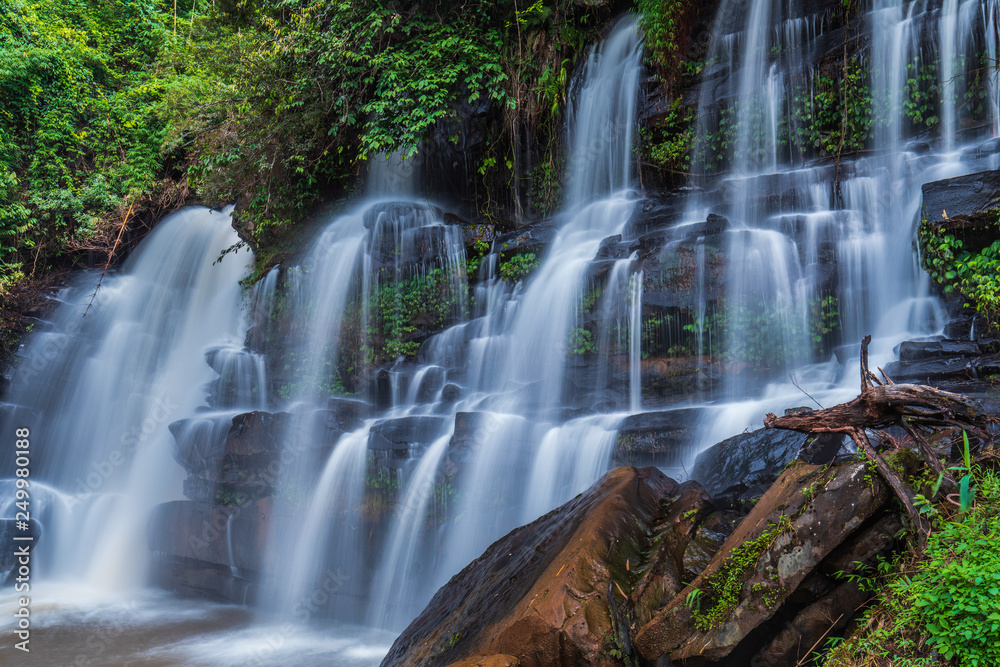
[527,157,564,216]
[920,215,1000,330]
[689,515,792,631]
[567,327,597,355]
[636,0,690,75]
[372,266,468,361]
[810,295,840,354]
[500,253,540,283]
[466,238,492,281]
[642,100,694,180]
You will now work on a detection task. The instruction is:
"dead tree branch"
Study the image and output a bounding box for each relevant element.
[764,335,988,549]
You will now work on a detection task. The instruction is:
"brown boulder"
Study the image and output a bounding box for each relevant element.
[754,580,868,666]
[447,656,519,667]
[632,482,715,625]
[380,466,709,667]
[634,460,889,663]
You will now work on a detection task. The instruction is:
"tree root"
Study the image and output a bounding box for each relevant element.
[764,336,988,550]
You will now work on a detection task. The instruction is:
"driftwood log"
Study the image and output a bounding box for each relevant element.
[764,336,988,547]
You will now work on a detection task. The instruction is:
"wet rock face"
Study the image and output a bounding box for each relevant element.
[690,426,845,499]
[921,169,1000,254]
[634,461,890,663]
[612,408,704,468]
[382,453,900,667]
[884,335,1000,401]
[147,499,272,603]
[380,467,703,667]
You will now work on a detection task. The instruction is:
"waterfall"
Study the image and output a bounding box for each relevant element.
[629,271,644,413]
[8,2,1000,660]
[0,206,254,586]
[674,0,996,449]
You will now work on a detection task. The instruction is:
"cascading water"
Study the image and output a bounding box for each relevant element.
[243,15,647,631]
[672,0,999,457]
[0,206,255,587]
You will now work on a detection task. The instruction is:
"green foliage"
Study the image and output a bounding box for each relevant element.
[642,100,694,178]
[527,157,564,215]
[920,216,1000,329]
[371,266,468,361]
[824,458,1000,667]
[810,295,840,354]
[567,326,597,355]
[636,0,689,74]
[0,0,172,284]
[161,0,513,241]
[902,57,940,129]
[465,238,492,281]
[788,62,871,158]
[689,515,792,631]
[499,252,540,283]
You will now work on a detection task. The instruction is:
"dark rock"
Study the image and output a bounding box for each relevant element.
[613,408,704,468]
[960,137,1000,161]
[754,580,867,666]
[380,467,683,667]
[633,232,727,313]
[720,169,833,218]
[691,428,845,498]
[818,513,903,580]
[920,169,1000,254]
[624,193,688,237]
[898,339,981,362]
[681,511,742,585]
[633,482,716,625]
[148,499,272,576]
[883,356,974,384]
[368,416,448,454]
[635,461,890,663]
[944,315,977,340]
[440,383,461,403]
[450,412,501,449]
[326,397,371,430]
[595,234,627,260]
[834,342,861,365]
[754,512,902,665]
[494,219,557,257]
[639,356,724,399]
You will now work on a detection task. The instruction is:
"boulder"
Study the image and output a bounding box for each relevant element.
[622,194,699,238]
[638,355,723,399]
[754,580,867,666]
[754,512,902,665]
[447,657,520,667]
[632,482,716,625]
[613,408,704,468]
[681,511,742,584]
[690,426,844,498]
[380,467,700,667]
[368,416,448,451]
[920,169,1000,254]
[897,339,981,362]
[634,460,890,663]
[882,356,974,385]
[494,219,557,258]
[148,499,277,603]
